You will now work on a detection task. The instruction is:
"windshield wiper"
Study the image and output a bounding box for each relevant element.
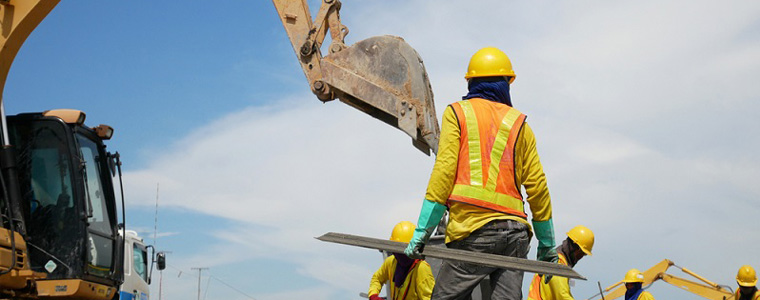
[26,242,74,272]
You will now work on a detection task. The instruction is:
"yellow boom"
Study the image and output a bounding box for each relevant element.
[588,259,734,300]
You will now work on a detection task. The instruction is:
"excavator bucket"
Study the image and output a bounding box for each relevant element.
[321,35,440,155]
[272,0,439,154]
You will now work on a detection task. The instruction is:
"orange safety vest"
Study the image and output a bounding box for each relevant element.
[448,98,528,218]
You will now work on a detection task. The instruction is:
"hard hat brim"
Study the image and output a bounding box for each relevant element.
[737,279,758,287]
[464,73,516,84]
[622,279,645,283]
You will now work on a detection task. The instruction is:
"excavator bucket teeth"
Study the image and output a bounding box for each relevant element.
[322,35,440,155]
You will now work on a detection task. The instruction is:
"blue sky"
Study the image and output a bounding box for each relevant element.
[4,1,760,299]
[5,1,301,168]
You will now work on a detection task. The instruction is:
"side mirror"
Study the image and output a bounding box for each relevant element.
[157,252,166,271]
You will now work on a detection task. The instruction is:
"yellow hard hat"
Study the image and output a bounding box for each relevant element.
[390,221,415,244]
[566,225,594,255]
[623,269,645,283]
[465,47,516,83]
[737,265,758,287]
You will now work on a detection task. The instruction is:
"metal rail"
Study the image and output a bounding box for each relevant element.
[317,232,586,280]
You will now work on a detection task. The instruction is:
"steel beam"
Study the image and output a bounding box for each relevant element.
[317,232,586,280]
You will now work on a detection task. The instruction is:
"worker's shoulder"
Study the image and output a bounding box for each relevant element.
[517,121,535,142]
[639,291,655,300]
[416,260,433,271]
[414,260,435,277]
[509,105,526,116]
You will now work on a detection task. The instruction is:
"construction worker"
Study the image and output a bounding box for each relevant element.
[735,265,760,300]
[620,269,654,300]
[404,47,557,300]
[526,225,594,300]
[368,221,435,300]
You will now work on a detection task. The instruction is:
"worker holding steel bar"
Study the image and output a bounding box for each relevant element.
[368,221,435,300]
[405,47,557,300]
[526,226,595,300]
[735,265,760,300]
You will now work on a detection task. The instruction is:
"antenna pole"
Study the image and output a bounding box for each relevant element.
[191,267,208,300]
[153,183,159,247]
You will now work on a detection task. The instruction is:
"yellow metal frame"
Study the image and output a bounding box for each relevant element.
[589,259,734,300]
[0,228,47,291]
[0,0,60,100]
[36,279,116,300]
[271,0,345,100]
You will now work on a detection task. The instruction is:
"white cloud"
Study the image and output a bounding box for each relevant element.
[125,96,431,226]
[125,226,180,240]
[128,97,431,299]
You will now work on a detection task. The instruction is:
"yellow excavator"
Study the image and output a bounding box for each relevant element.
[0,0,440,299]
[1,2,127,299]
[587,259,735,300]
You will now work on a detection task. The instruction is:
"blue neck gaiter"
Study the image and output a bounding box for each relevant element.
[392,253,414,287]
[625,283,644,300]
[463,77,512,106]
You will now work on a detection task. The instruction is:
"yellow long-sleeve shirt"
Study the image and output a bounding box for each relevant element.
[636,291,655,300]
[527,254,574,300]
[368,256,435,300]
[425,104,552,242]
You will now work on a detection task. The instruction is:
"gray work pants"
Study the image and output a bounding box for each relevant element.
[431,220,531,300]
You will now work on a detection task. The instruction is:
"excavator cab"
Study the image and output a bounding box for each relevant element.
[2,110,123,299]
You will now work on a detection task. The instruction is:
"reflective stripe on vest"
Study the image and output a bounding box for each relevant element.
[448,99,527,218]
[527,273,543,300]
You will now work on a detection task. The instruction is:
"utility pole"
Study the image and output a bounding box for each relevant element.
[159,268,163,300]
[191,267,208,300]
[157,251,172,300]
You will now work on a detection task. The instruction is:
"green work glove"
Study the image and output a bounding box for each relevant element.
[404,199,446,259]
[532,218,558,263]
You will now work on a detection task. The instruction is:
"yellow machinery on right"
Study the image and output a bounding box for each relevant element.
[587,259,735,300]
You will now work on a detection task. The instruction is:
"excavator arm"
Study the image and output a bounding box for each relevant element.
[660,273,735,300]
[272,0,440,155]
[588,259,734,300]
[0,0,59,102]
